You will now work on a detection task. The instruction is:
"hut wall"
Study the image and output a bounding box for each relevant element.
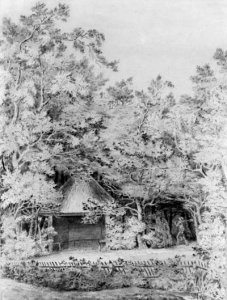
[53,216,105,250]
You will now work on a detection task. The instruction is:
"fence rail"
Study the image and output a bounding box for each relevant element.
[2,258,212,298]
[37,258,209,278]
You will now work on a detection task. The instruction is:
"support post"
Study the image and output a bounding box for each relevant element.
[48,215,53,253]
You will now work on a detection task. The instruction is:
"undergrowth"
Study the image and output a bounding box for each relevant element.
[0,256,217,299]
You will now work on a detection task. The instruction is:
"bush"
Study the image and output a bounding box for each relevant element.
[1,216,56,259]
[105,216,144,250]
[1,256,214,298]
[2,232,37,259]
[192,246,210,260]
[1,260,142,291]
[142,214,173,248]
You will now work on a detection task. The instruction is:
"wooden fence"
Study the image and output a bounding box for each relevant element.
[37,258,209,279]
[2,258,213,299]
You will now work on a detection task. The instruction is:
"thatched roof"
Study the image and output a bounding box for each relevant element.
[59,177,114,215]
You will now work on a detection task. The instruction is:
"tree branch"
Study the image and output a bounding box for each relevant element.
[37,70,44,112]
[144,202,156,209]
[19,27,39,50]
[19,13,54,50]
[11,96,24,125]
[124,206,138,214]
[17,133,44,165]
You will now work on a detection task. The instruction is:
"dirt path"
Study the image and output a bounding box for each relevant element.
[36,244,196,263]
[0,278,194,300]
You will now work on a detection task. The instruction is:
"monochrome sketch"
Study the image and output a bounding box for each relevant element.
[0,1,226,299]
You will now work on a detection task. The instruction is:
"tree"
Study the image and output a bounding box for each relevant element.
[173,58,227,299]
[192,58,227,300]
[0,2,117,250]
[83,59,227,254]
[83,76,181,247]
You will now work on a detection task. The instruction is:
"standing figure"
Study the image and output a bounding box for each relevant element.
[162,217,173,247]
[155,213,172,248]
[175,217,188,246]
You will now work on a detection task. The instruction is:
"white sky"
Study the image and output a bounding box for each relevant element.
[0,0,227,97]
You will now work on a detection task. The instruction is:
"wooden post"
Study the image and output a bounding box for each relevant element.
[104,214,110,236]
[48,215,53,253]
[104,213,111,248]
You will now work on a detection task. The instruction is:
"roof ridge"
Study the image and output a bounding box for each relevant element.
[88,177,114,201]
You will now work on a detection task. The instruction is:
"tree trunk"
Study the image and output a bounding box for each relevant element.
[135,199,147,248]
[37,217,42,242]
[225,216,227,300]
[29,218,34,237]
[216,164,227,300]
[197,210,202,225]
[168,209,173,232]
[137,233,145,248]
[136,199,143,222]
[191,211,199,241]
[15,220,22,239]
[194,203,202,225]
[220,163,227,300]
[188,205,200,242]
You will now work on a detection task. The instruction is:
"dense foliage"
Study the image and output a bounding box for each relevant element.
[1,256,212,298]
[0,2,226,298]
[0,2,117,253]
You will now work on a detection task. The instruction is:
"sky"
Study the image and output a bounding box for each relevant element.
[0,0,227,97]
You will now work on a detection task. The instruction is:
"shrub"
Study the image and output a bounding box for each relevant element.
[1,260,142,291]
[0,256,214,298]
[105,216,143,250]
[142,214,173,248]
[195,213,226,300]
[192,246,210,260]
[1,216,56,259]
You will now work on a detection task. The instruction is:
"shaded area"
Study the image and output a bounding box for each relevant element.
[0,279,194,300]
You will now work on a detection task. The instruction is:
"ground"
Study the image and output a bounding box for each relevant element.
[0,279,194,300]
[36,243,196,263]
[0,244,197,300]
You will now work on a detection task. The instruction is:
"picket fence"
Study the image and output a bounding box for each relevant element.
[37,258,209,279]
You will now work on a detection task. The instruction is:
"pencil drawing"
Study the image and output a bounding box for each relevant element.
[0,1,226,299]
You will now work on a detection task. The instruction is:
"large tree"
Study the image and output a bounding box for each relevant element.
[83,76,190,247]
[169,57,227,299]
[0,2,117,242]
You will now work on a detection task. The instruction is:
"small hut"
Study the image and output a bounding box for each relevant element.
[40,177,113,251]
